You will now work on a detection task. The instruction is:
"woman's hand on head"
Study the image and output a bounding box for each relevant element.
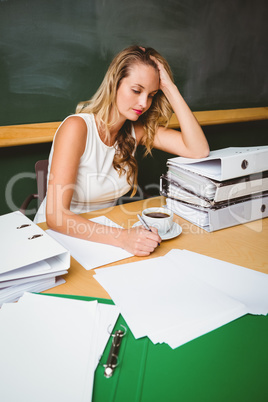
[150,56,175,93]
[120,226,161,256]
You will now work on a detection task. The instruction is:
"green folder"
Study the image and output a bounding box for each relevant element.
[46,293,268,402]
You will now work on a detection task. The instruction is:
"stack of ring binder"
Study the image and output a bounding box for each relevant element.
[0,211,70,306]
[160,146,268,231]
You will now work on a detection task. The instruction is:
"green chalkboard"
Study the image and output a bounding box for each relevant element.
[0,0,267,126]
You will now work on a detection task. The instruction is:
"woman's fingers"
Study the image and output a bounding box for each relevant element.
[122,227,161,256]
[149,55,173,91]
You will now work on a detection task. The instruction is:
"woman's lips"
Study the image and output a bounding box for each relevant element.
[133,109,143,115]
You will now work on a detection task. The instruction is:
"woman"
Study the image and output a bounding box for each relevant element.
[35,46,209,256]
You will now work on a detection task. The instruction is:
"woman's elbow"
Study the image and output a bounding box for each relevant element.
[45,204,63,231]
[46,211,57,231]
[45,194,67,231]
[197,145,210,159]
[187,145,210,159]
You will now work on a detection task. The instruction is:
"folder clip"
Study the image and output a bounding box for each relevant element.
[17,224,31,229]
[103,325,126,378]
[28,234,44,240]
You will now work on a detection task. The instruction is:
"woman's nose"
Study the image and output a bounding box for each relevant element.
[138,94,148,109]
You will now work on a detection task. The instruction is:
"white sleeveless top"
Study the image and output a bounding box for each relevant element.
[34,113,136,223]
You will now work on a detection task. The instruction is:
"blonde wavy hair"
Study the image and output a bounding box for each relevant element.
[76,45,174,195]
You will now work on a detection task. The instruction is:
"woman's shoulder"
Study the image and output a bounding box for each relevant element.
[54,114,88,156]
[59,115,88,136]
[57,113,96,138]
[64,112,93,126]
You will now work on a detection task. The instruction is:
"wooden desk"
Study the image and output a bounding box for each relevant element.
[40,196,268,299]
[38,196,268,402]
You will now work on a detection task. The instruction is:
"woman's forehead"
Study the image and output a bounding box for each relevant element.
[126,63,159,91]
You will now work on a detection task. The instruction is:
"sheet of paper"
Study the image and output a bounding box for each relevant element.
[47,216,133,270]
[0,293,96,402]
[95,258,165,338]
[94,249,268,349]
[94,257,247,345]
[166,249,268,315]
[0,293,119,402]
[149,303,247,349]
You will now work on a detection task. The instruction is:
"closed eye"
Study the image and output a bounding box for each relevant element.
[149,91,158,98]
[132,89,140,94]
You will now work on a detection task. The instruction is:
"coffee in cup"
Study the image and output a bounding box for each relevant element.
[142,207,173,235]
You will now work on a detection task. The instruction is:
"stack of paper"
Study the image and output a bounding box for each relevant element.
[0,292,119,402]
[160,146,268,231]
[47,215,133,270]
[94,249,268,349]
[0,211,70,306]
